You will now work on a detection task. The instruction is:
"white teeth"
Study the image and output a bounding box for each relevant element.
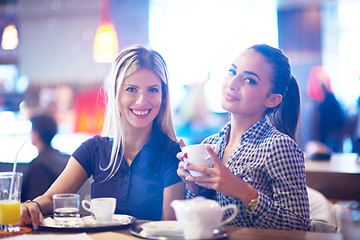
[132,110,149,115]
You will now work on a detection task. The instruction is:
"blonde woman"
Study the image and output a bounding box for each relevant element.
[21,45,184,228]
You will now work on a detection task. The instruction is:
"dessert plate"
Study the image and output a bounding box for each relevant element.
[130,221,228,240]
[141,221,183,237]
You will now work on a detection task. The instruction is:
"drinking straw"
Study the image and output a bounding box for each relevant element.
[9,140,27,200]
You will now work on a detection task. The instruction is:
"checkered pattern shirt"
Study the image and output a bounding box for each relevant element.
[186,117,311,231]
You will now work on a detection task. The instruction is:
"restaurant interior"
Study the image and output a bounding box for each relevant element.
[0,0,360,238]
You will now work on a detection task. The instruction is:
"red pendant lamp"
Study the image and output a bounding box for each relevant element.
[93,0,119,63]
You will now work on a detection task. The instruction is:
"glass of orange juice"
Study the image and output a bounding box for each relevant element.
[0,172,23,232]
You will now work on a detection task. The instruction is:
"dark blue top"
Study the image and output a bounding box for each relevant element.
[72,126,182,220]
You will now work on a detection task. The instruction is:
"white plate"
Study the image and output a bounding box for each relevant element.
[141,221,183,237]
[40,214,136,230]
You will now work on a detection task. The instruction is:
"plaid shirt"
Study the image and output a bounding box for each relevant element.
[186,117,311,231]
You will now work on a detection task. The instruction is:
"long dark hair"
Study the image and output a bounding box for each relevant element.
[249,44,300,141]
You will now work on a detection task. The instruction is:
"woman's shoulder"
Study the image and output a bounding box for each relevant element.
[77,135,113,153]
[260,121,296,143]
[263,126,304,160]
[83,135,112,144]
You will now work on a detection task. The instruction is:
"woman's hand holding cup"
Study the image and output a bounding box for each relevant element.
[176,139,200,194]
[177,140,220,193]
[182,144,220,177]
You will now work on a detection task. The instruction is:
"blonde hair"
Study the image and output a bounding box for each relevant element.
[101,45,176,181]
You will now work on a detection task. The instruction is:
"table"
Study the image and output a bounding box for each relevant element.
[305,153,360,201]
[0,223,342,240]
[89,224,342,240]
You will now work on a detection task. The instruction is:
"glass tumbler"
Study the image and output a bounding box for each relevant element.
[341,201,360,240]
[0,172,23,232]
[53,193,80,227]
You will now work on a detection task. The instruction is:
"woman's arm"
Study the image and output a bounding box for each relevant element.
[21,157,88,228]
[248,138,310,231]
[162,181,185,220]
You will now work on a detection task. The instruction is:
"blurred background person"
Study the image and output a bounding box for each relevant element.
[21,114,70,202]
[352,96,360,154]
[307,65,347,152]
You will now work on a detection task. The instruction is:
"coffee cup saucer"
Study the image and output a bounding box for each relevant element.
[81,215,132,226]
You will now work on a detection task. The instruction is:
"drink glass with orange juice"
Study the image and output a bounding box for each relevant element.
[0,172,23,232]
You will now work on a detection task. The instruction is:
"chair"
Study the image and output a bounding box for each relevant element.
[307,186,344,233]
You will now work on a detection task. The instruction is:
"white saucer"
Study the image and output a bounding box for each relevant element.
[81,215,134,226]
[41,214,136,229]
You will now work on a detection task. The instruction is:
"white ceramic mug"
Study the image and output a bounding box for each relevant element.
[171,197,238,239]
[182,144,220,176]
[81,197,116,223]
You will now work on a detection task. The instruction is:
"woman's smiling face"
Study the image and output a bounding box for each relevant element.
[221,49,280,120]
[119,69,162,131]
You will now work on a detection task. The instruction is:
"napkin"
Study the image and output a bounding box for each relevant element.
[4,232,93,240]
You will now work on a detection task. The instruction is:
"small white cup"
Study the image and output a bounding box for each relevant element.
[182,144,220,176]
[81,197,116,223]
[171,197,238,239]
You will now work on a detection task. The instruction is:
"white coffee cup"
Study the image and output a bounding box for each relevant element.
[182,144,220,176]
[171,197,238,239]
[81,197,116,223]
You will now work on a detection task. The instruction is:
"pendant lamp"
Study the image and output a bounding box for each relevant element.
[1,23,19,50]
[93,0,119,63]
